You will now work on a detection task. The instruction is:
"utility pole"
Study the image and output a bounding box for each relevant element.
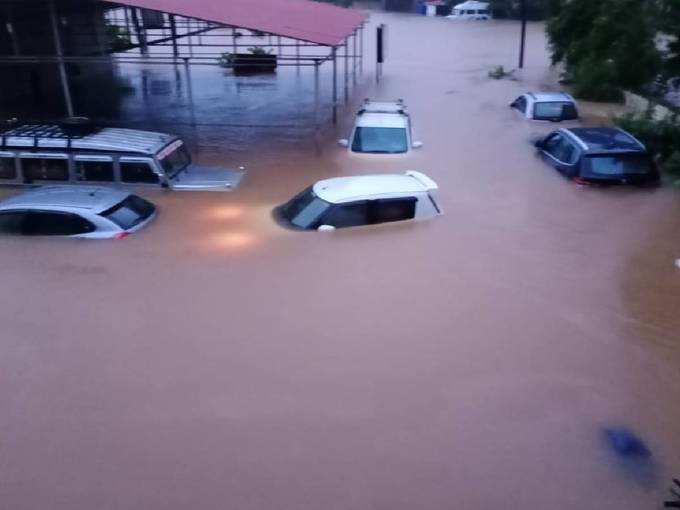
[518,0,527,69]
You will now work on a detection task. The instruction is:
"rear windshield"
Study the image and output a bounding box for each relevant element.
[584,154,652,176]
[100,195,155,230]
[351,127,408,154]
[281,187,332,229]
[534,102,578,121]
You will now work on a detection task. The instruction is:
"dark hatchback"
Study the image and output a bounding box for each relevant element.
[534,127,659,185]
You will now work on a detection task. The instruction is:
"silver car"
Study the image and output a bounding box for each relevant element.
[0,186,156,239]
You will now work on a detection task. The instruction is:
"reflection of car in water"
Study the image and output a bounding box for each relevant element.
[534,127,659,185]
[338,99,423,155]
[0,122,244,191]
[276,171,442,231]
[510,92,579,122]
[0,186,156,239]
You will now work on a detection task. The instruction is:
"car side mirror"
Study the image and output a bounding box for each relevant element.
[317,225,336,232]
[337,139,349,148]
[534,139,545,149]
[412,141,423,149]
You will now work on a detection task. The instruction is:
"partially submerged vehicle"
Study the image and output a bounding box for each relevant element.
[534,127,659,185]
[447,1,492,20]
[277,171,441,231]
[338,99,423,155]
[0,121,244,191]
[510,92,579,122]
[0,186,156,239]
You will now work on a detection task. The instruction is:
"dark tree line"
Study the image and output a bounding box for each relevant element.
[546,0,680,100]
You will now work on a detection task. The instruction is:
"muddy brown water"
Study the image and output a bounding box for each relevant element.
[1,13,679,510]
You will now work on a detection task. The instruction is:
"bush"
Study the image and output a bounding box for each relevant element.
[615,113,680,176]
[488,65,514,80]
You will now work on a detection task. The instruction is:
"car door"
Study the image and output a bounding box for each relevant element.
[540,133,578,176]
[321,201,370,229]
[369,197,417,225]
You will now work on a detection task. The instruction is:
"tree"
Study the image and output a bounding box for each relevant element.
[546,0,661,100]
[659,0,680,78]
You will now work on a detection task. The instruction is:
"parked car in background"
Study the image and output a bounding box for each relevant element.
[0,121,244,191]
[447,1,491,20]
[276,171,441,231]
[0,186,156,239]
[510,92,579,122]
[534,127,659,185]
[338,99,423,155]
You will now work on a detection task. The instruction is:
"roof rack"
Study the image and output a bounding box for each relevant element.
[357,98,407,116]
[0,118,100,151]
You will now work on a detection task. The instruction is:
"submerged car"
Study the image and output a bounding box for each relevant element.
[534,127,659,185]
[0,186,156,239]
[447,1,492,20]
[510,92,579,122]
[338,99,423,155]
[277,171,441,231]
[0,121,244,191]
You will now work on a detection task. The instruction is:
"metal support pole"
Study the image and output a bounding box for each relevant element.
[183,58,196,127]
[169,14,179,57]
[359,24,364,75]
[314,60,321,150]
[352,29,357,86]
[130,8,148,56]
[332,47,338,124]
[518,0,527,69]
[5,3,20,55]
[278,36,282,56]
[49,0,74,117]
[296,40,300,75]
[232,27,237,55]
[344,39,349,104]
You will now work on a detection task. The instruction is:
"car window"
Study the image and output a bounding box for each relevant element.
[534,101,577,121]
[0,156,17,179]
[120,161,160,184]
[543,133,563,156]
[323,201,370,228]
[22,158,69,181]
[100,195,155,230]
[351,127,408,154]
[555,139,577,164]
[512,96,527,113]
[76,160,114,182]
[0,211,26,234]
[584,154,652,176]
[370,197,417,224]
[22,211,94,236]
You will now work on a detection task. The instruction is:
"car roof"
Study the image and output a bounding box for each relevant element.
[0,124,177,155]
[563,127,646,153]
[0,186,130,213]
[313,173,435,203]
[527,92,574,103]
[356,112,408,129]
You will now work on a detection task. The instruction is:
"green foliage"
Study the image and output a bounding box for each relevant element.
[489,0,547,20]
[658,0,680,78]
[247,46,272,56]
[106,25,131,52]
[614,113,680,176]
[546,0,661,100]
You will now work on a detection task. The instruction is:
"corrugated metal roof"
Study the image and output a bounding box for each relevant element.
[112,0,368,46]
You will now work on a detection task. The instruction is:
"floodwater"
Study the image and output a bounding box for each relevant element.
[2,12,680,510]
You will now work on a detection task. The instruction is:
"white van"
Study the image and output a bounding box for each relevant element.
[447,1,492,20]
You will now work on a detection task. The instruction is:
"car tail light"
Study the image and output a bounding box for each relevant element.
[114,232,129,240]
[573,177,589,185]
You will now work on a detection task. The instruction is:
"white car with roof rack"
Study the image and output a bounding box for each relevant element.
[277,171,441,231]
[0,119,244,191]
[0,186,156,239]
[510,92,579,122]
[338,99,423,155]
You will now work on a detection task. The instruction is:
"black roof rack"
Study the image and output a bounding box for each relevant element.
[0,118,100,151]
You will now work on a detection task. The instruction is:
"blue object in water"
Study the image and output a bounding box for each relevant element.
[604,427,651,458]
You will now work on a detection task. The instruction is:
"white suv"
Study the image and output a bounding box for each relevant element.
[338,99,423,155]
[510,92,579,122]
[277,171,441,231]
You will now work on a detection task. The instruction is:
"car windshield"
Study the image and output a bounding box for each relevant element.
[534,102,577,120]
[351,127,409,154]
[281,187,332,229]
[584,153,652,176]
[159,143,191,178]
[100,195,155,230]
